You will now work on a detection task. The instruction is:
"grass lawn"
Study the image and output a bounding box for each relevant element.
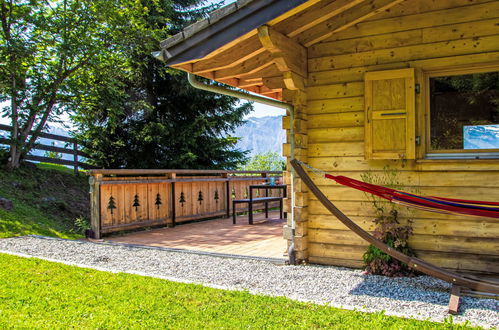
[0,253,474,329]
[0,163,88,239]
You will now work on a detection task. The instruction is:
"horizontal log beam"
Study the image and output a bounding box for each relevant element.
[300,0,406,47]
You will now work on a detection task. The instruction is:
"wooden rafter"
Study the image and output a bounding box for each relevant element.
[236,64,282,81]
[191,35,266,74]
[263,76,286,89]
[218,77,264,88]
[298,0,407,47]
[275,0,366,38]
[257,25,307,78]
[267,0,322,26]
[198,30,258,61]
[213,52,274,80]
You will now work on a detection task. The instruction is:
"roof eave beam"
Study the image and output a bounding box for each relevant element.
[257,25,307,79]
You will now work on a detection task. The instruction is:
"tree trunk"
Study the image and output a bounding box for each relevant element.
[7,76,21,169]
[7,148,22,169]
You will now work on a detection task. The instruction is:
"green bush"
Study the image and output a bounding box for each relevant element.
[361,167,417,277]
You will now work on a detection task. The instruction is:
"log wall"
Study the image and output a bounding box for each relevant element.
[302,0,499,273]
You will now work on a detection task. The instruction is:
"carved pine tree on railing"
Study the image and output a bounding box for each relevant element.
[133,194,140,211]
[214,190,219,203]
[108,195,116,214]
[155,193,162,209]
[179,192,186,207]
[198,191,203,205]
[231,188,236,199]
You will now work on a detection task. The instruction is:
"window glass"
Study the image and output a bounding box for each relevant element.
[429,71,499,151]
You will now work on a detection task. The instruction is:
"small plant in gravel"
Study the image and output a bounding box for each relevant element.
[73,216,90,235]
[361,167,417,277]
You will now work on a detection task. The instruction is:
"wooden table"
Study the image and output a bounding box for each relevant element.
[248,184,286,224]
[232,184,287,225]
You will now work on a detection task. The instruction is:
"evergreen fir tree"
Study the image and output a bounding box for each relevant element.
[72,0,250,170]
[179,192,186,207]
[155,193,162,209]
[108,195,116,214]
[133,194,140,211]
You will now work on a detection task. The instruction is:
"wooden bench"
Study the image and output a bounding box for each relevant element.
[232,197,283,224]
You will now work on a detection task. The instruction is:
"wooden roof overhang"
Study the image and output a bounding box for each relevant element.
[159,0,406,101]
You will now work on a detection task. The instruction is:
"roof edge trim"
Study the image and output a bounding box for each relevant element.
[159,0,308,66]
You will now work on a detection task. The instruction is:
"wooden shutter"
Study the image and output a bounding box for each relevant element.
[364,68,416,160]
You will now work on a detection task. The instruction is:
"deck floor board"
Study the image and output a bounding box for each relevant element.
[108,211,287,259]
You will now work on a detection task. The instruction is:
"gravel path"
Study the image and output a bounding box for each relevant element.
[0,236,497,328]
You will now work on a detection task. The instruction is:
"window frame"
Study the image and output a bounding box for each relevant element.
[423,63,499,160]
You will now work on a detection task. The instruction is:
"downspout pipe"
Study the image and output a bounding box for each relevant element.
[187,73,297,265]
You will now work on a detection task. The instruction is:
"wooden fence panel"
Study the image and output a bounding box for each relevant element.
[0,124,96,173]
[100,184,125,229]
[89,170,282,237]
[147,183,171,224]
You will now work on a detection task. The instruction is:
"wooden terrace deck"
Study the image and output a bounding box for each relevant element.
[107,211,287,259]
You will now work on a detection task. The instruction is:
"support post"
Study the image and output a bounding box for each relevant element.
[448,285,461,315]
[224,173,230,218]
[73,141,78,175]
[282,86,309,263]
[89,174,102,239]
[171,173,176,227]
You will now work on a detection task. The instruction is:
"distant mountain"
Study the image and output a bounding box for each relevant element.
[1,117,286,162]
[233,116,285,157]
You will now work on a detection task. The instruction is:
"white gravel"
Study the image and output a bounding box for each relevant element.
[0,236,497,328]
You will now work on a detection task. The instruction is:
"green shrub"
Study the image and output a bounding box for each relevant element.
[0,146,9,165]
[73,216,90,235]
[361,167,417,277]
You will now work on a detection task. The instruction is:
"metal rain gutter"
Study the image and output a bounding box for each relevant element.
[186,72,297,265]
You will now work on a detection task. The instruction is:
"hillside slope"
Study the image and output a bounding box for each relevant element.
[0,163,89,239]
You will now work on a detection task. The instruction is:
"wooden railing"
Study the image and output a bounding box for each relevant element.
[0,124,96,173]
[88,169,284,238]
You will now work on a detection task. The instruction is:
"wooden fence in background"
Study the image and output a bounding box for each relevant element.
[0,124,96,173]
[88,169,283,238]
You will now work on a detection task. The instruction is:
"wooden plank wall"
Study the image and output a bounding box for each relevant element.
[304,0,499,273]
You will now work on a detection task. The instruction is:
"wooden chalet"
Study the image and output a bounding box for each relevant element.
[157,0,499,273]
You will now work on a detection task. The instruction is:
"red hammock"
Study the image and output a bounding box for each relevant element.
[300,161,499,219]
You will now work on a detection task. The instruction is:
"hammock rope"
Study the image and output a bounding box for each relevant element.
[296,160,499,219]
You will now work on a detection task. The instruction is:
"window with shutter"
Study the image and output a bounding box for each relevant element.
[364,68,416,160]
[425,65,499,160]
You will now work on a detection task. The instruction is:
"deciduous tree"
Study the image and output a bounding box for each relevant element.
[0,0,182,168]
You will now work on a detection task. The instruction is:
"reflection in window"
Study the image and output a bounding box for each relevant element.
[429,72,499,150]
[464,124,499,149]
